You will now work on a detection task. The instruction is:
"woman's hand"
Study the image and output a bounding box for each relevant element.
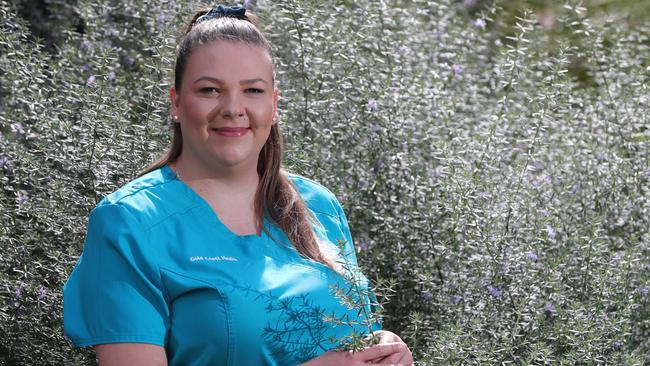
[367,330,413,365]
[300,342,408,366]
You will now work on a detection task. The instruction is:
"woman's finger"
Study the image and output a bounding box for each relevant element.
[354,342,405,362]
[369,350,414,366]
[396,351,414,366]
[369,356,388,363]
[378,352,403,363]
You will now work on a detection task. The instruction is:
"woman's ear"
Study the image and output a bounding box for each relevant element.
[169,86,180,123]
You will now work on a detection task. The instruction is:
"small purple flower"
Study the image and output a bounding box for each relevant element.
[449,295,462,305]
[398,46,408,55]
[473,19,486,29]
[80,40,92,51]
[358,241,370,251]
[612,340,623,351]
[543,302,556,317]
[124,55,135,67]
[106,71,116,82]
[537,173,552,186]
[37,287,46,301]
[463,0,477,7]
[637,286,648,298]
[594,317,604,326]
[367,99,378,112]
[546,223,556,241]
[0,157,12,169]
[15,282,27,298]
[373,158,386,174]
[531,161,544,171]
[157,14,169,24]
[452,64,463,77]
[527,250,539,262]
[421,292,433,301]
[612,251,625,263]
[243,0,253,9]
[86,75,96,86]
[16,190,29,205]
[81,64,90,73]
[488,286,502,299]
[10,122,25,136]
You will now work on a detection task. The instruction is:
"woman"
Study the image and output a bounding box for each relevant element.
[63,5,413,365]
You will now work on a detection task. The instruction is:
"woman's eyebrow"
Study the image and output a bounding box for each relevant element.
[240,78,268,85]
[193,76,268,85]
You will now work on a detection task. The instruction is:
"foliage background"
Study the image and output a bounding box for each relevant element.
[1,0,648,364]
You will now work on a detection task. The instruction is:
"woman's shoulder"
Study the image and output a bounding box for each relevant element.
[94,165,192,229]
[286,172,343,218]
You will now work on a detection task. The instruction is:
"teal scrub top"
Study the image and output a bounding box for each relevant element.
[63,165,380,365]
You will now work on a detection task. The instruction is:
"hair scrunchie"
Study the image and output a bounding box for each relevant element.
[196,4,246,23]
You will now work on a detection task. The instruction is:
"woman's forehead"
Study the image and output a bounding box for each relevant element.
[185,40,273,80]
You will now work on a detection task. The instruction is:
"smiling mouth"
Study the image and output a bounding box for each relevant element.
[212,127,250,137]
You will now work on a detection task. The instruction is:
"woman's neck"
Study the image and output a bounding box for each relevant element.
[170,155,262,236]
[170,154,260,198]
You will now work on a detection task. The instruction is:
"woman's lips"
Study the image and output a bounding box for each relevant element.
[213,127,250,137]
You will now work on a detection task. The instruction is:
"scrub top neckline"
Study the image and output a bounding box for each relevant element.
[161,163,268,240]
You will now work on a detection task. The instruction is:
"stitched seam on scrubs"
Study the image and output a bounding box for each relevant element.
[118,204,164,288]
[108,199,202,234]
[287,174,340,218]
[70,334,166,348]
[287,173,337,197]
[109,168,174,203]
[115,203,169,342]
[102,168,199,232]
[142,202,204,234]
[107,174,173,205]
[158,267,234,365]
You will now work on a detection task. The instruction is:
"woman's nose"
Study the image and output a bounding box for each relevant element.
[221,92,246,119]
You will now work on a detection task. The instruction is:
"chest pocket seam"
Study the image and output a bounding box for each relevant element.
[159,266,234,366]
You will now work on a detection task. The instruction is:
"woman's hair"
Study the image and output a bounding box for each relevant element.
[140,8,337,270]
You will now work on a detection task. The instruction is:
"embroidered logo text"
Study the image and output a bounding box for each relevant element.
[190,256,239,262]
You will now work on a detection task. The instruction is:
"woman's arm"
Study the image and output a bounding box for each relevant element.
[95,343,167,366]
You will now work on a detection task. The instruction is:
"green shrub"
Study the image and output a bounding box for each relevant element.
[1,0,648,364]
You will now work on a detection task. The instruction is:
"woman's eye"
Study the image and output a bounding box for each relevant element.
[246,88,264,94]
[200,87,220,94]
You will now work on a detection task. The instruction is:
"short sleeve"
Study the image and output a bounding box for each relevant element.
[63,203,169,347]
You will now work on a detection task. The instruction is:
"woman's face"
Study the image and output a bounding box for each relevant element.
[170,41,279,173]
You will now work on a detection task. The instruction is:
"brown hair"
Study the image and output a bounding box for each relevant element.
[140,8,337,270]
